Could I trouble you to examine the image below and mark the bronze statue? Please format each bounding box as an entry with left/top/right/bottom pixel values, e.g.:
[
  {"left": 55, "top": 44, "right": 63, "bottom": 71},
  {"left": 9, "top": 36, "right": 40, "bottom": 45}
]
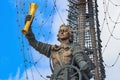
[{"left": 24, "top": 15, "right": 94, "bottom": 80}]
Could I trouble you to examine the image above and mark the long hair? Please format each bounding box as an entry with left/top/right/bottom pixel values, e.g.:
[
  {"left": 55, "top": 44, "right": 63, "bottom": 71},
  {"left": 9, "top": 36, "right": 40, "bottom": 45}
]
[{"left": 57, "top": 24, "right": 73, "bottom": 43}]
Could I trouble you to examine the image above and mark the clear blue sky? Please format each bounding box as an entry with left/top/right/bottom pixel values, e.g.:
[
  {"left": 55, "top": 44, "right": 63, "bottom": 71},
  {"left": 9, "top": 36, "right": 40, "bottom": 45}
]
[{"left": 0, "top": 0, "right": 24, "bottom": 79}]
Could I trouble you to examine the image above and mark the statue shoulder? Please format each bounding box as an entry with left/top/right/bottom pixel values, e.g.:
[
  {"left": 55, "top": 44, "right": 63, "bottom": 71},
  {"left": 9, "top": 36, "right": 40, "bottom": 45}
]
[
  {"left": 51, "top": 44, "right": 60, "bottom": 51},
  {"left": 70, "top": 42, "right": 81, "bottom": 48},
  {"left": 70, "top": 43, "right": 83, "bottom": 55}
]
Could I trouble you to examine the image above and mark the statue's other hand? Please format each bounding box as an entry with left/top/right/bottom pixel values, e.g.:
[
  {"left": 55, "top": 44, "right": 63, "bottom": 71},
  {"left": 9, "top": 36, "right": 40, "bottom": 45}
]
[{"left": 79, "top": 61, "right": 89, "bottom": 71}]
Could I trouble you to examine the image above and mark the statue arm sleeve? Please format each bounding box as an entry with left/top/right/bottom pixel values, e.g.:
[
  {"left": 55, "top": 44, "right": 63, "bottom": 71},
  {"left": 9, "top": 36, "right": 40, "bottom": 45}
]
[
  {"left": 72, "top": 45, "right": 89, "bottom": 70},
  {"left": 25, "top": 27, "right": 52, "bottom": 57},
  {"left": 72, "top": 45, "right": 85, "bottom": 63}
]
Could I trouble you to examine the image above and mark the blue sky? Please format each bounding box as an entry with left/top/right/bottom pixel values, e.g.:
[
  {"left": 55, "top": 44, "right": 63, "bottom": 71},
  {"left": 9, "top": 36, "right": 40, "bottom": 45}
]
[
  {"left": 0, "top": 0, "right": 24, "bottom": 79},
  {"left": 0, "top": 0, "right": 120, "bottom": 80}
]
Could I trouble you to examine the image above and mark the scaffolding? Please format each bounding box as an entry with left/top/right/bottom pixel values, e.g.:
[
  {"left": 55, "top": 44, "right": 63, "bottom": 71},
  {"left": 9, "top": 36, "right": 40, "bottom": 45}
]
[{"left": 67, "top": 0, "right": 105, "bottom": 80}]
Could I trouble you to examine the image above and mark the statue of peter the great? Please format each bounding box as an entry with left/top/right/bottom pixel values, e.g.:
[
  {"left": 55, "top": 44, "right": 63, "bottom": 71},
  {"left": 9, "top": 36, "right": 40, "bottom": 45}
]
[{"left": 25, "top": 15, "right": 94, "bottom": 80}]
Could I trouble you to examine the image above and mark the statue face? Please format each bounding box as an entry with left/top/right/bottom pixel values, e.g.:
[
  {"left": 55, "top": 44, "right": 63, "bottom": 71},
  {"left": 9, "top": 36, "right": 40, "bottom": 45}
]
[{"left": 58, "top": 26, "right": 69, "bottom": 41}]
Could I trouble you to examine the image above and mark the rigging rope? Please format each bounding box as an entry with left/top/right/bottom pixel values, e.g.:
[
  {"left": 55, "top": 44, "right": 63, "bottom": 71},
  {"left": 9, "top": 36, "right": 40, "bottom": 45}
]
[
  {"left": 27, "top": 49, "right": 48, "bottom": 80},
  {"left": 106, "top": 13, "right": 120, "bottom": 40},
  {"left": 52, "top": 0, "right": 65, "bottom": 24},
  {"left": 101, "top": 0, "right": 120, "bottom": 54},
  {"left": 100, "top": 0, "right": 109, "bottom": 32},
  {"left": 102, "top": 10, "right": 120, "bottom": 54},
  {"left": 27, "top": 47, "right": 34, "bottom": 80},
  {"left": 104, "top": 53, "right": 120, "bottom": 68},
  {"left": 109, "top": 0, "right": 120, "bottom": 6}
]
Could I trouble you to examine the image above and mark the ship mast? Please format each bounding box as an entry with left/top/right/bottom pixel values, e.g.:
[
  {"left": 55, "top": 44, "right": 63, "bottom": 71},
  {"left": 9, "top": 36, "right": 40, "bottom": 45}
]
[{"left": 67, "top": 0, "right": 106, "bottom": 80}]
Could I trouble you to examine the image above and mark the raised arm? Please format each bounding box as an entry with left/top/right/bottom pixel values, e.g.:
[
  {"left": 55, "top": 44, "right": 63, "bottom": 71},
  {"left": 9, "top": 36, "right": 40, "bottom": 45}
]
[
  {"left": 23, "top": 14, "right": 52, "bottom": 57},
  {"left": 25, "top": 26, "right": 52, "bottom": 57}
]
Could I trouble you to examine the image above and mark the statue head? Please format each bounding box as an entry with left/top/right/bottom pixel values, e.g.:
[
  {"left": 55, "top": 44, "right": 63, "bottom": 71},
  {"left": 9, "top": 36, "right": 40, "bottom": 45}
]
[{"left": 57, "top": 24, "right": 73, "bottom": 43}]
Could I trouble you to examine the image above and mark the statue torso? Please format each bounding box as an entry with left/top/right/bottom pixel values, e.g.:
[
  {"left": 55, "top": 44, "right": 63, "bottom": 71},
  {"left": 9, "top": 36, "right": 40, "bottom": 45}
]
[{"left": 51, "top": 43, "right": 73, "bottom": 68}]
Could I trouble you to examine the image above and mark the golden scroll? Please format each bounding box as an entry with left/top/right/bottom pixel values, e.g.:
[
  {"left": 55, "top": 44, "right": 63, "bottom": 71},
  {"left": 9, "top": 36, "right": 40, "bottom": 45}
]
[{"left": 22, "top": 3, "right": 38, "bottom": 34}]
